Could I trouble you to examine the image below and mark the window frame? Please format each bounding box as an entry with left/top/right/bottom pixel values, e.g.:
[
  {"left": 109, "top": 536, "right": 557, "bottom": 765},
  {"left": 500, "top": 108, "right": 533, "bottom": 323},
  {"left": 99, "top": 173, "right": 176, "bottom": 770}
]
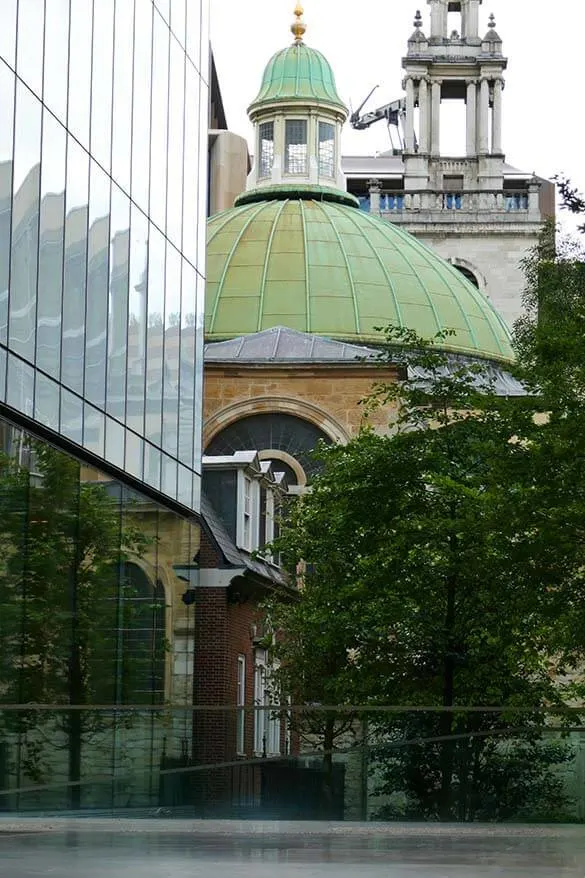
[
  {"left": 318, "top": 120, "right": 336, "bottom": 179},
  {"left": 237, "top": 469, "right": 260, "bottom": 551},
  {"left": 236, "top": 654, "right": 246, "bottom": 755},
  {"left": 284, "top": 118, "right": 308, "bottom": 176},
  {"left": 258, "top": 120, "right": 275, "bottom": 179}
]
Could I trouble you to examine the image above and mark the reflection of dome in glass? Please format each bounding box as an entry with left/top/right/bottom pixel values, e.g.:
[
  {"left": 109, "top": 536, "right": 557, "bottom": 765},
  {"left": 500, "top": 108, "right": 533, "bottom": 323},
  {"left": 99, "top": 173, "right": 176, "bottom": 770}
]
[{"left": 206, "top": 198, "right": 514, "bottom": 363}]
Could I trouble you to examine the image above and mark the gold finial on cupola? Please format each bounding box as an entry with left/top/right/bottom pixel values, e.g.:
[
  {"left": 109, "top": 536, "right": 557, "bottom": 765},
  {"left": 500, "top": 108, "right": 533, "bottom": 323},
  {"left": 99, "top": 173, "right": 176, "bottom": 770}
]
[{"left": 291, "top": 3, "right": 307, "bottom": 43}]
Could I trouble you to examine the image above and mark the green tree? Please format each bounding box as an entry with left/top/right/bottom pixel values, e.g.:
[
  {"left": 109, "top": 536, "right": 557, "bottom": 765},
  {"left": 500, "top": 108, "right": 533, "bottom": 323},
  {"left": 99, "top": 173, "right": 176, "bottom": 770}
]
[
  {"left": 266, "top": 325, "right": 585, "bottom": 821},
  {"left": 0, "top": 436, "right": 159, "bottom": 809}
]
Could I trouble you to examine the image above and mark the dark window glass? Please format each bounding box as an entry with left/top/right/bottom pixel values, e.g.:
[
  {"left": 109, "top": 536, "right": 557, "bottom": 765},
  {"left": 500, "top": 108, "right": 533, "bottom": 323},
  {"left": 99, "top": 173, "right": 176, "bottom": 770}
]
[{"left": 206, "top": 413, "right": 332, "bottom": 481}]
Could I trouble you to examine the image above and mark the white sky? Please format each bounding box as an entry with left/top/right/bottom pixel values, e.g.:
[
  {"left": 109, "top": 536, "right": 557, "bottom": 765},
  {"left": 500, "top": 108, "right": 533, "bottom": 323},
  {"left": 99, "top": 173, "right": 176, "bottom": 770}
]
[{"left": 211, "top": 0, "right": 585, "bottom": 228}]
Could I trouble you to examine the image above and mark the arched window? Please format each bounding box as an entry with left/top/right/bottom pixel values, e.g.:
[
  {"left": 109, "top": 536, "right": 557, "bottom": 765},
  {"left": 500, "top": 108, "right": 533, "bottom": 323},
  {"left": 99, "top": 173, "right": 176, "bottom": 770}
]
[
  {"left": 206, "top": 413, "right": 332, "bottom": 484},
  {"left": 455, "top": 265, "right": 479, "bottom": 288},
  {"left": 118, "top": 563, "right": 166, "bottom": 704}
]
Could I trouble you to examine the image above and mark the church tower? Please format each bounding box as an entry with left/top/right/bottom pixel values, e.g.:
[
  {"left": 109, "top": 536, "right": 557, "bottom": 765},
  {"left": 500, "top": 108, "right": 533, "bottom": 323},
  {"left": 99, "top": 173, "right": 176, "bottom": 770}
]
[{"left": 345, "top": 4, "right": 553, "bottom": 327}]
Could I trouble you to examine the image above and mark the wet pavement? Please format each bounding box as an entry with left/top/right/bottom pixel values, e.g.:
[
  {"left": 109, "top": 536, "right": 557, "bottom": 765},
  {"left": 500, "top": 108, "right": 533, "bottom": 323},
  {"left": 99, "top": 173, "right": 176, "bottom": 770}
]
[{"left": 1, "top": 819, "right": 585, "bottom": 876}]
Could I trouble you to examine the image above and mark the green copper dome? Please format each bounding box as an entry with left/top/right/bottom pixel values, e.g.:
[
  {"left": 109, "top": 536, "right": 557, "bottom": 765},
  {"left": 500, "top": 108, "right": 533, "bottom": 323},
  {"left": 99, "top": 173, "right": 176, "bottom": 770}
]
[
  {"left": 205, "top": 199, "right": 514, "bottom": 363},
  {"left": 248, "top": 42, "right": 347, "bottom": 115}
]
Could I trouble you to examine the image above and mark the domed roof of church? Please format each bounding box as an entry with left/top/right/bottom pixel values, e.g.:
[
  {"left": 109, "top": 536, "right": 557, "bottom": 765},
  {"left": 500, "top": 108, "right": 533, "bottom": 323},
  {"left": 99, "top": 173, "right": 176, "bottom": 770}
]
[
  {"left": 248, "top": 41, "right": 347, "bottom": 115},
  {"left": 205, "top": 197, "right": 514, "bottom": 363}
]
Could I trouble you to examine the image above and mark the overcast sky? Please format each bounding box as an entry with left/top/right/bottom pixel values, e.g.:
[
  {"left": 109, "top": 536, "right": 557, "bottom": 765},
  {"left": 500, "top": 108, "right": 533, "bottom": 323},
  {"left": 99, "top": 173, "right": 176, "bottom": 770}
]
[{"left": 211, "top": 0, "right": 585, "bottom": 229}]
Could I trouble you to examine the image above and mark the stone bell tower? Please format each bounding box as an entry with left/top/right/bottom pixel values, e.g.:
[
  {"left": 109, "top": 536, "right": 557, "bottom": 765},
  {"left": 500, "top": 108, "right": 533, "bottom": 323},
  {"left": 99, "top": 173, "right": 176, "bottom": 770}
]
[
  {"left": 349, "top": 3, "right": 552, "bottom": 327},
  {"left": 402, "top": 1, "right": 507, "bottom": 195}
]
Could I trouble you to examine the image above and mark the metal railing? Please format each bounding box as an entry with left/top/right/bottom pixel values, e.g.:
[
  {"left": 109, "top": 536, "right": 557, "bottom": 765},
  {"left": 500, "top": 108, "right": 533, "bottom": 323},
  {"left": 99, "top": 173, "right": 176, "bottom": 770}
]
[{"left": 358, "top": 190, "right": 532, "bottom": 214}]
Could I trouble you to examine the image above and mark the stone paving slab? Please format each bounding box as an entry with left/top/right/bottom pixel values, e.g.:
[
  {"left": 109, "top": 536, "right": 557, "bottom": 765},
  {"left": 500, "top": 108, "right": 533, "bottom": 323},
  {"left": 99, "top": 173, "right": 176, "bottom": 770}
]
[{"left": 1, "top": 820, "right": 585, "bottom": 877}]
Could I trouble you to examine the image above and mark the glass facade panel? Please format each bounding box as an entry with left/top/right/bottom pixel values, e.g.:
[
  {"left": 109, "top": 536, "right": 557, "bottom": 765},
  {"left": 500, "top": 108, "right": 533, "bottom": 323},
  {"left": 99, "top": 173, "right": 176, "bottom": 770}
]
[
  {"left": 16, "top": 0, "right": 45, "bottom": 100},
  {"left": 0, "top": 62, "right": 15, "bottom": 347},
  {"left": 0, "top": 1, "right": 17, "bottom": 70},
  {"left": 61, "top": 136, "right": 89, "bottom": 395},
  {"left": 9, "top": 82, "right": 42, "bottom": 364},
  {"left": 37, "top": 112, "right": 66, "bottom": 378},
  {"left": 67, "top": 0, "right": 93, "bottom": 149},
  {"left": 150, "top": 12, "right": 170, "bottom": 233},
  {"left": 106, "top": 184, "right": 130, "bottom": 419},
  {"left": 285, "top": 119, "right": 308, "bottom": 175},
  {"left": 0, "top": 412, "right": 200, "bottom": 811},
  {"left": 0, "top": 0, "right": 207, "bottom": 512},
  {"left": 111, "top": 0, "right": 135, "bottom": 196},
  {"left": 131, "top": 0, "right": 153, "bottom": 211},
  {"left": 90, "top": 0, "right": 115, "bottom": 174},
  {"left": 43, "top": 0, "right": 70, "bottom": 122}
]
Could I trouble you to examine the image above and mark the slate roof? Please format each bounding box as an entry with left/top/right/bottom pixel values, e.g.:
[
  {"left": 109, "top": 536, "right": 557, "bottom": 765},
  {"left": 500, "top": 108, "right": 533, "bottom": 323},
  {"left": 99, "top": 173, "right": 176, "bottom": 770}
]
[
  {"left": 200, "top": 493, "right": 287, "bottom": 587},
  {"left": 204, "top": 326, "right": 525, "bottom": 396}
]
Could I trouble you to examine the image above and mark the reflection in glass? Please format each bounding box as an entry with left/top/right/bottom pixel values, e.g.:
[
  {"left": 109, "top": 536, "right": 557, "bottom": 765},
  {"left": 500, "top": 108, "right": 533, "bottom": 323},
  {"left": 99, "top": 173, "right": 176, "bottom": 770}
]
[
  {"left": 186, "top": 0, "right": 201, "bottom": 68},
  {"left": 167, "top": 36, "right": 185, "bottom": 249},
  {"left": 105, "top": 414, "right": 125, "bottom": 470},
  {"left": 145, "top": 226, "right": 165, "bottom": 450},
  {"left": 85, "top": 162, "right": 111, "bottom": 407},
  {"left": 37, "top": 112, "right": 66, "bottom": 378},
  {"left": 145, "top": 442, "right": 161, "bottom": 492},
  {"left": 285, "top": 120, "right": 308, "bottom": 175},
  {"left": 318, "top": 121, "right": 335, "bottom": 178},
  {"left": 162, "top": 243, "right": 181, "bottom": 459},
  {"left": 0, "top": 413, "right": 201, "bottom": 810},
  {"left": 34, "top": 371, "right": 60, "bottom": 431},
  {"left": 258, "top": 122, "right": 274, "bottom": 178},
  {"left": 0, "top": 0, "right": 18, "bottom": 69},
  {"left": 60, "top": 387, "right": 83, "bottom": 445},
  {"left": 125, "top": 430, "right": 144, "bottom": 482},
  {"left": 61, "top": 137, "right": 89, "bottom": 395},
  {"left": 171, "top": 0, "right": 187, "bottom": 47},
  {"left": 131, "top": 0, "right": 153, "bottom": 212},
  {"left": 150, "top": 13, "right": 170, "bottom": 232},
  {"left": 127, "top": 207, "right": 149, "bottom": 440},
  {"left": 16, "top": 0, "right": 45, "bottom": 99},
  {"left": 90, "top": 0, "right": 115, "bottom": 173},
  {"left": 111, "top": 0, "right": 135, "bottom": 195},
  {"left": 178, "top": 262, "right": 196, "bottom": 467},
  {"left": 0, "top": 63, "right": 15, "bottom": 346},
  {"left": 83, "top": 401, "right": 105, "bottom": 458},
  {"left": 6, "top": 353, "right": 33, "bottom": 416},
  {"left": 9, "top": 82, "right": 42, "bottom": 363},
  {"left": 161, "top": 452, "right": 177, "bottom": 498},
  {"left": 67, "top": 0, "right": 93, "bottom": 148},
  {"left": 182, "top": 62, "right": 200, "bottom": 265},
  {"left": 43, "top": 0, "right": 70, "bottom": 123},
  {"left": 106, "top": 185, "right": 130, "bottom": 420}
]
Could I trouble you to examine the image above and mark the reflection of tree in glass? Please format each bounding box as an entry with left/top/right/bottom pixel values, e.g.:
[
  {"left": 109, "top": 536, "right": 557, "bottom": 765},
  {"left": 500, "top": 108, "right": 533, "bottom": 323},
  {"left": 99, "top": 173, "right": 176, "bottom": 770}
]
[{"left": 0, "top": 436, "right": 163, "bottom": 809}]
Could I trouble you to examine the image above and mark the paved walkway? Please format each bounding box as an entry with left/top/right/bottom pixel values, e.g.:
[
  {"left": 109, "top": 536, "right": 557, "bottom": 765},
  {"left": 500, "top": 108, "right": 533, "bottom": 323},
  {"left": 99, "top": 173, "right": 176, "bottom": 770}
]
[{"left": 1, "top": 819, "right": 585, "bottom": 876}]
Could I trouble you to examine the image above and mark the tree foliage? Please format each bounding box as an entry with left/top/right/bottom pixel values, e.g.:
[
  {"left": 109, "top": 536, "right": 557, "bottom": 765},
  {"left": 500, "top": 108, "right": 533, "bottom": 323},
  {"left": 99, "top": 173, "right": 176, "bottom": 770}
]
[{"left": 265, "top": 237, "right": 585, "bottom": 819}]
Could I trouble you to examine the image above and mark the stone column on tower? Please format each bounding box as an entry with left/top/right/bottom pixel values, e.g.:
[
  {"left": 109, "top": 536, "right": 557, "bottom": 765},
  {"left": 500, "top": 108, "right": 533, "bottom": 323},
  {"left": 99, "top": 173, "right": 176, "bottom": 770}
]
[
  {"left": 427, "top": 0, "right": 447, "bottom": 39},
  {"left": 404, "top": 77, "right": 416, "bottom": 151},
  {"left": 466, "top": 78, "right": 477, "bottom": 156},
  {"left": 418, "top": 78, "right": 429, "bottom": 153},
  {"left": 461, "top": 0, "right": 481, "bottom": 39},
  {"left": 431, "top": 79, "right": 442, "bottom": 156},
  {"left": 492, "top": 77, "right": 503, "bottom": 154},
  {"left": 478, "top": 77, "right": 490, "bottom": 155}
]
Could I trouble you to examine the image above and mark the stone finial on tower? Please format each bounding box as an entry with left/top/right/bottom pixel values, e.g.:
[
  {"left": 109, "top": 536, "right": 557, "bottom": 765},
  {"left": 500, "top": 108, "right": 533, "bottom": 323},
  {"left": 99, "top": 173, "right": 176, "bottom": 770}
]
[
  {"left": 482, "top": 10, "right": 502, "bottom": 51},
  {"left": 291, "top": 2, "right": 307, "bottom": 43},
  {"left": 409, "top": 8, "right": 428, "bottom": 51}
]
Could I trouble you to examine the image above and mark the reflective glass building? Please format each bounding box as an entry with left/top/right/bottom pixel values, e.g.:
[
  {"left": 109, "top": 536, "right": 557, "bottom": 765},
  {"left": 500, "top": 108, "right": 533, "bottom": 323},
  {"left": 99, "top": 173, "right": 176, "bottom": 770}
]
[
  {"left": 0, "top": 0, "right": 209, "bottom": 511},
  {"left": 0, "top": 0, "right": 209, "bottom": 812}
]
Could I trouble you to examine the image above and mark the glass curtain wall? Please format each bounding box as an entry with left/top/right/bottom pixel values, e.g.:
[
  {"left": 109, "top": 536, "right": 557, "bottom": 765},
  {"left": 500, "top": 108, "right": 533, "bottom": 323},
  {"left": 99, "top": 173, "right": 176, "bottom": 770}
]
[
  {"left": 0, "top": 0, "right": 209, "bottom": 512},
  {"left": 0, "top": 414, "right": 199, "bottom": 812}
]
